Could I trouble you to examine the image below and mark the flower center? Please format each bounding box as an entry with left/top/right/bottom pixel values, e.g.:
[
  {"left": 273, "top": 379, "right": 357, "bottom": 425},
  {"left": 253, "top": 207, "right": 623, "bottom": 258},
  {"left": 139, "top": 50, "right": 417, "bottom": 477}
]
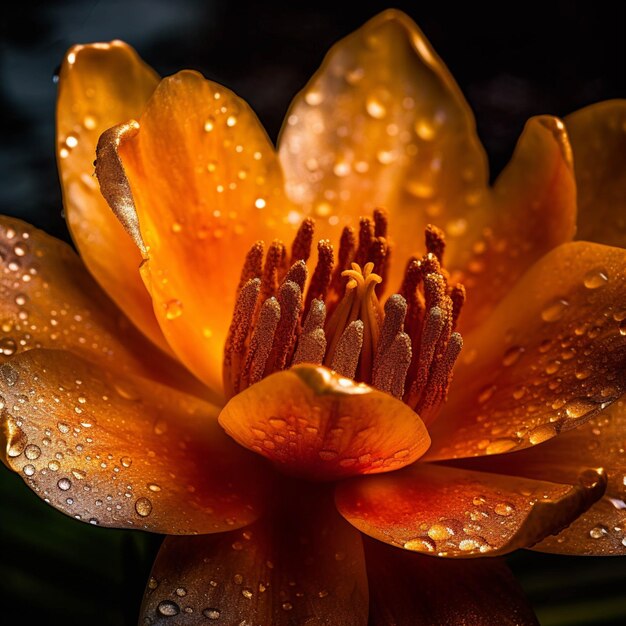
[{"left": 223, "top": 210, "right": 465, "bottom": 423}]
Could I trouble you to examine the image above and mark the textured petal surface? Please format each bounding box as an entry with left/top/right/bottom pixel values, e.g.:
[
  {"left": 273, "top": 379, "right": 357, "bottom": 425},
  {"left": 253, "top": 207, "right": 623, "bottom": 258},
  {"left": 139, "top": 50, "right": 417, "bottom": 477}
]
[
  {"left": 456, "top": 116, "right": 576, "bottom": 331},
  {"left": 109, "top": 70, "right": 294, "bottom": 393},
  {"left": 140, "top": 486, "right": 368, "bottom": 625},
  {"left": 0, "top": 349, "right": 269, "bottom": 533},
  {"left": 365, "top": 538, "right": 539, "bottom": 626},
  {"left": 457, "top": 395, "right": 626, "bottom": 556},
  {"left": 566, "top": 100, "right": 626, "bottom": 248},
  {"left": 279, "top": 10, "right": 575, "bottom": 318},
  {"left": 427, "top": 242, "right": 626, "bottom": 460},
  {"left": 0, "top": 216, "right": 197, "bottom": 389},
  {"left": 218, "top": 365, "right": 430, "bottom": 481},
  {"left": 335, "top": 462, "right": 604, "bottom": 557},
  {"left": 56, "top": 41, "right": 168, "bottom": 351}
]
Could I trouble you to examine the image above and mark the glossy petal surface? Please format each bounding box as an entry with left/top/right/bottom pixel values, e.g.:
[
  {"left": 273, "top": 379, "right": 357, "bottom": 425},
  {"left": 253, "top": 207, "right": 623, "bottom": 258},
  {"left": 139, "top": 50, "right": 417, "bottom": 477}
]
[
  {"left": 456, "top": 116, "right": 576, "bottom": 331},
  {"left": 218, "top": 365, "right": 430, "bottom": 481},
  {"left": 0, "top": 216, "right": 194, "bottom": 387},
  {"left": 366, "top": 538, "right": 539, "bottom": 625},
  {"left": 56, "top": 41, "right": 168, "bottom": 351},
  {"left": 279, "top": 9, "right": 488, "bottom": 286},
  {"left": 0, "top": 349, "right": 269, "bottom": 533},
  {"left": 140, "top": 487, "right": 368, "bottom": 625},
  {"left": 109, "top": 70, "right": 294, "bottom": 393},
  {"left": 427, "top": 242, "right": 626, "bottom": 460},
  {"left": 335, "top": 462, "right": 604, "bottom": 557},
  {"left": 279, "top": 11, "right": 575, "bottom": 316},
  {"left": 458, "top": 395, "right": 626, "bottom": 556},
  {"left": 566, "top": 100, "right": 626, "bottom": 248}
]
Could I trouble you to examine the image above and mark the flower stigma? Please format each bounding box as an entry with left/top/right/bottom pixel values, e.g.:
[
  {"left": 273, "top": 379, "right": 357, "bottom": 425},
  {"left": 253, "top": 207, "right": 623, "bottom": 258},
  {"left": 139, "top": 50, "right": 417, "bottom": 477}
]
[{"left": 223, "top": 210, "right": 465, "bottom": 424}]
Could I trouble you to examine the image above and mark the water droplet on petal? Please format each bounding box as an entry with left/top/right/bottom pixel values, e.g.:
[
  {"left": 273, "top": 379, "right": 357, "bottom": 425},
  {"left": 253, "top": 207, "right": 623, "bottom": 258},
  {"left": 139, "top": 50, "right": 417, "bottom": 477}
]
[
  {"left": 135, "top": 496, "right": 153, "bottom": 517},
  {"left": 202, "top": 608, "right": 221, "bottom": 620},
  {"left": 157, "top": 600, "right": 180, "bottom": 617},
  {"left": 24, "top": 444, "right": 41, "bottom": 460},
  {"left": 57, "top": 477, "right": 71, "bottom": 491},
  {"left": 583, "top": 268, "right": 608, "bottom": 289},
  {"left": 541, "top": 298, "right": 569, "bottom": 322},
  {"left": 164, "top": 299, "right": 183, "bottom": 320}
]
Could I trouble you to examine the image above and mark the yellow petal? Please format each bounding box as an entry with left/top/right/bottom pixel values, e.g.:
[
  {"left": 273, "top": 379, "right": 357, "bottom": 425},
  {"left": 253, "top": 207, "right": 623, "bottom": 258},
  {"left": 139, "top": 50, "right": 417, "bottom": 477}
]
[
  {"left": 566, "top": 100, "right": 626, "bottom": 248},
  {"left": 218, "top": 365, "right": 430, "bottom": 481},
  {"left": 56, "top": 41, "right": 169, "bottom": 352},
  {"left": 335, "top": 462, "right": 604, "bottom": 557},
  {"left": 100, "top": 70, "right": 294, "bottom": 393},
  {"left": 426, "top": 241, "right": 626, "bottom": 460},
  {"left": 366, "top": 539, "right": 539, "bottom": 625},
  {"left": 278, "top": 10, "right": 575, "bottom": 321},
  {"left": 0, "top": 216, "right": 198, "bottom": 390},
  {"left": 0, "top": 349, "right": 270, "bottom": 533},
  {"left": 139, "top": 486, "right": 368, "bottom": 624}
]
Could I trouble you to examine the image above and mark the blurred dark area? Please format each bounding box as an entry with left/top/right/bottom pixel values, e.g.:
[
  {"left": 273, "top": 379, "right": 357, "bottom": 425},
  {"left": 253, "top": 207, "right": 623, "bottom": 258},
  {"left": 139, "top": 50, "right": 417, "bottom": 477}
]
[{"left": 0, "top": 1, "right": 625, "bottom": 624}]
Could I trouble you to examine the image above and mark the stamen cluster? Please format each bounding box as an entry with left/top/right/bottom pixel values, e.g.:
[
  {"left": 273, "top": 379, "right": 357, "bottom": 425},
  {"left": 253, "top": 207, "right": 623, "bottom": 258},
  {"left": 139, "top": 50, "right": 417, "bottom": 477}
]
[{"left": 224, "top": 211, "right": 464, "bottom": 423}]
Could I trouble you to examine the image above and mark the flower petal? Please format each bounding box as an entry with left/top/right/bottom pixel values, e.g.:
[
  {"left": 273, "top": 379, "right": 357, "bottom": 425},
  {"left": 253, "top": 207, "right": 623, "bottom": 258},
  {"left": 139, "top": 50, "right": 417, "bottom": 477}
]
[
  {"left": 139, "top": 486, "right": 368, "bottom": 625},
  {"left": 100, "top": 71, "right": 294, "bottom": 393},
  {"left": 0, "top": 349, "right": 269, "bottom": 533},
  {"left": 365, "top": 538, "right": 539, "bottom": 625},
  {"left": 0, "top": 216, "right": 198, "bottom": 389},
  {"left": 455, "top": 395, "right": 626, "bottom": 556},
  {"left": 278, "top": 10, "right": 575, "bottom": 317},
  {"left": 56, "top": 41, "right": 168, "bottom": 352},
  {"left": 279, "top": 9, "right": 488, "bottom": 284},
  {"left": 335, "top": 462, "right": 604, "bottom": 557},
  {"left": 457, "top": 116, "right": 576, "bottom": 331},
  {"left": 218, "top": 365, "right": 430, "bottom": 481},
  {"left": 426, "top": 241, "right": 626, "bottom": 461},
  {"left": 566, "top": 100, "right": 626, "bottom": 248}
]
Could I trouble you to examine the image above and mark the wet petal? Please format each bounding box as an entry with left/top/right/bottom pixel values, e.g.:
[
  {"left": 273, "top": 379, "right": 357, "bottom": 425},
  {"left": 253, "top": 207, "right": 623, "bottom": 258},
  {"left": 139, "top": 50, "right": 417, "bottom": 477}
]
[
  {"left": 566, "top": 100, "right": 626, "bottom": 248},
  {"left": 0, "top": 349, "right": 269, "bottom": 533},
  {"left": 218, "top": 365, "right": 430, "bottom": 481},
  {"left": 456, "top": 116, "right": 576, "bottom": 331},
  {"left": 140, "top": 486, "right": 368, "bottom": 625},
  {"left": 279, "top": 9, "right": 488, "bottom": 285},
  {"left": 279, "top": 10, "right": 575, "bottom": 310},
  {"left": 99, "top": 71, "right": 294, "bottom": 393},
  {"left": 366, "top": 538, "right": 539, "bottom": 625},
  {"left": 426, "top": 242, "right": 626, "bottom": 460},
  {"left": 56, "top": 41, "right": 168, "bottom": 351},
  {"left": 457, "top": 395, "right": 626, "bottom": 556},
  {"left": 0, "top": 216, "right": 198, "bottom": 389},
  {"left": 335, "top": 462, "right": 604, "bottom": 557}
]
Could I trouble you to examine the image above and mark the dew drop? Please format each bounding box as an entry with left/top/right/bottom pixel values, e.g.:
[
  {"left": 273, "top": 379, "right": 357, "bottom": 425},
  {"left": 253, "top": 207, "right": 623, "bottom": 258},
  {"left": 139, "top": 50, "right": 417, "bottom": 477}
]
[
  {"left": 528, "top": 424, "right": 557, "bottom": 445},
  {"left": 403, "top": 537, "right": 436, "bottom": 552},
  {"left": 427, "top": 524, "right": 451, "bottom": 541},
  {"left": 589, "top": 525, "right": 608, "bottom": 539},
  {"left": 502, "top": 346, "right": 524, "bottom": 367},
  {"left": 203, "top": 608, "right": 221, "bottom": 620},
  {"left": 619, "top": 319, "right": 626, "bottom": 336},
  {"left": 23, "top": 464, "right": 35, "bottom": 476},
  {"left": 564, "top": 398, "right": 597, "bottom": 419},
  {"left": 281, "top": 602, "right": 293, "bottom": 611},
  {"left": 164, "top": 299, "right": 183, "bottom": 320},
  {"left": 120, "top": 456, "right": 132, "bottom": 468},
  {"left": 458, "top": 538, "right": 481, "bottom": 552},
  {"left": 0, "top": 363, "right": 19, "bottom": 386},
  {"left": 541, "top": 298, "right": 569, "bottom": 322},
  {"left": 24, "top": 444, "right": 41, "bottom": 460},
  {"left": 135, "top": 496, "right": 153, "bottom": 517},
  {"left": 583, "top": 268, "right": 608, "bottom": 289},
  {"left": 175, "top": 587, "right": 187, "bottom": 597},
  {"left": 148, "top": 483, "right": 162, "bottom": 492},
  {"left": 157, "top": 600, "right": 180, "bottom": 617},
  {"left": 318, "top": 450, "right": 338, "bottom": 461},
  {"left": 494, "top": 502, "right": 515, "bottom": 517},
  {"left": 485, "top": 438, "right": 519, "bottom": 455},
  {"left": 57, "top": 477, "right": 72, "bottom": 491}
]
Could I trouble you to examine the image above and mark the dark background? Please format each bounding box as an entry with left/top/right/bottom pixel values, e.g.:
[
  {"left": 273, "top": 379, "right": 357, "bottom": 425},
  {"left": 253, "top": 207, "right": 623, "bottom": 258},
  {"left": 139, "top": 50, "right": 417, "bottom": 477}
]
[{"left": 1, "top": 1, "right": 625, "bottom": 624}]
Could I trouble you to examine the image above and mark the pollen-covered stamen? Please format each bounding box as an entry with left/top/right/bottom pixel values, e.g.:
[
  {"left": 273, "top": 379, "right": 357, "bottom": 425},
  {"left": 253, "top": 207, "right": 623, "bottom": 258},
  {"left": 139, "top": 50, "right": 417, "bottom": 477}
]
[
  {"left": 290, "top": 217, "right": 315, "bottom": 264},
  {"left": 292, "top": 299, "right": 327, "bottom": 366},
  {"left": 224, "top": 217, "right": 465, "bottom": 423}
]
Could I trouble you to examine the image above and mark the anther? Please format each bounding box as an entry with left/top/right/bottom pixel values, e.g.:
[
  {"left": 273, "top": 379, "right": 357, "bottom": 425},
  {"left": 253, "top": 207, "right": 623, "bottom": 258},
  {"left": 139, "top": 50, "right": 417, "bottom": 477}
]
[
  {"left": 373, "top": 332, "right": 412, "bottom": 399},
  {"left": 355, "top": 217, "right": 374, "bottom": 267},
  {"left": 304, "top": 240, "right": 334, "bottom": 313},
  {"left": 237, "top": 241, "right": 264, "bottom": 293},
  {"left": 373, "top": 208, "right": 388, "bottom": 238},
  {"left": 330, "top": 320, "right": 364, "bottom": 380},
  {"left": 264, "top": 281, "right": 302, "bottom": 375},
  {"left": 290, "top": 217, "right": 315, "bottom": 264},
  {"left": 374, "top": 294, "right": 407, "bottom": 373},
  {"left": 261, "top": 240, "right": 286, "bottom": 301},
  {"left": 284, "top": 260, "right": 308, "bottom": 294},
  {"left": 293, "top": 299, "right": 327, "bottom": 366},
  {"left": 243, "top": 297, "right": 281, "bottom": 387},
  {"left": 425, "top": 224, "right": 446, "bottom": 264},
  {"left": 450, "top": 283, "right": 466, "bottom": 331},
  {"left": 329, "top": 226, "right": 356, "bottom": 302}
]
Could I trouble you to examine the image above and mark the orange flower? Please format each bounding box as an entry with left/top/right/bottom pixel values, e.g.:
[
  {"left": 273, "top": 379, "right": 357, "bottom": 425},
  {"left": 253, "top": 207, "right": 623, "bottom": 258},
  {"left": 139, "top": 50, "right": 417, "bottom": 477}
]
[{"left": 2, "top": 9, "right": 626, "bottom": 624}]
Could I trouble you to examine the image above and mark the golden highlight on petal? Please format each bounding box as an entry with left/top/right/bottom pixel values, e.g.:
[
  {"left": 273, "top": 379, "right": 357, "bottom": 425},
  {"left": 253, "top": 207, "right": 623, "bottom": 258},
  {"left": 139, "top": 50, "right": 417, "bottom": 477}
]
[
  {"left": 140, "top": 486, "right": 368, "bottom": 625},
  {"left": 335, "top": 463, "right": 605, "bottom": 558},
  {"left": 0, "top": 349, "right": 270, "bottom": 534},
  {"left": 56, "top": 41, "right": 168, "bottom": 352},
  {"left": 427, "top": 241, "right": 626, "bottom": 460},
  {"left": 101, "top": 70, "right": 295, "bottom": 394},
  {"left": 566, "top": 100, "right": 626, "bottom": 249},
  {"left": 0, "top": 216, "right": 197, "bottom": 389},
  {"left": 218, "top": 364, "right": 430, "bottom": 481},
  {"left": 366, "top": 539, "right": 539, "bottom": 625}
]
